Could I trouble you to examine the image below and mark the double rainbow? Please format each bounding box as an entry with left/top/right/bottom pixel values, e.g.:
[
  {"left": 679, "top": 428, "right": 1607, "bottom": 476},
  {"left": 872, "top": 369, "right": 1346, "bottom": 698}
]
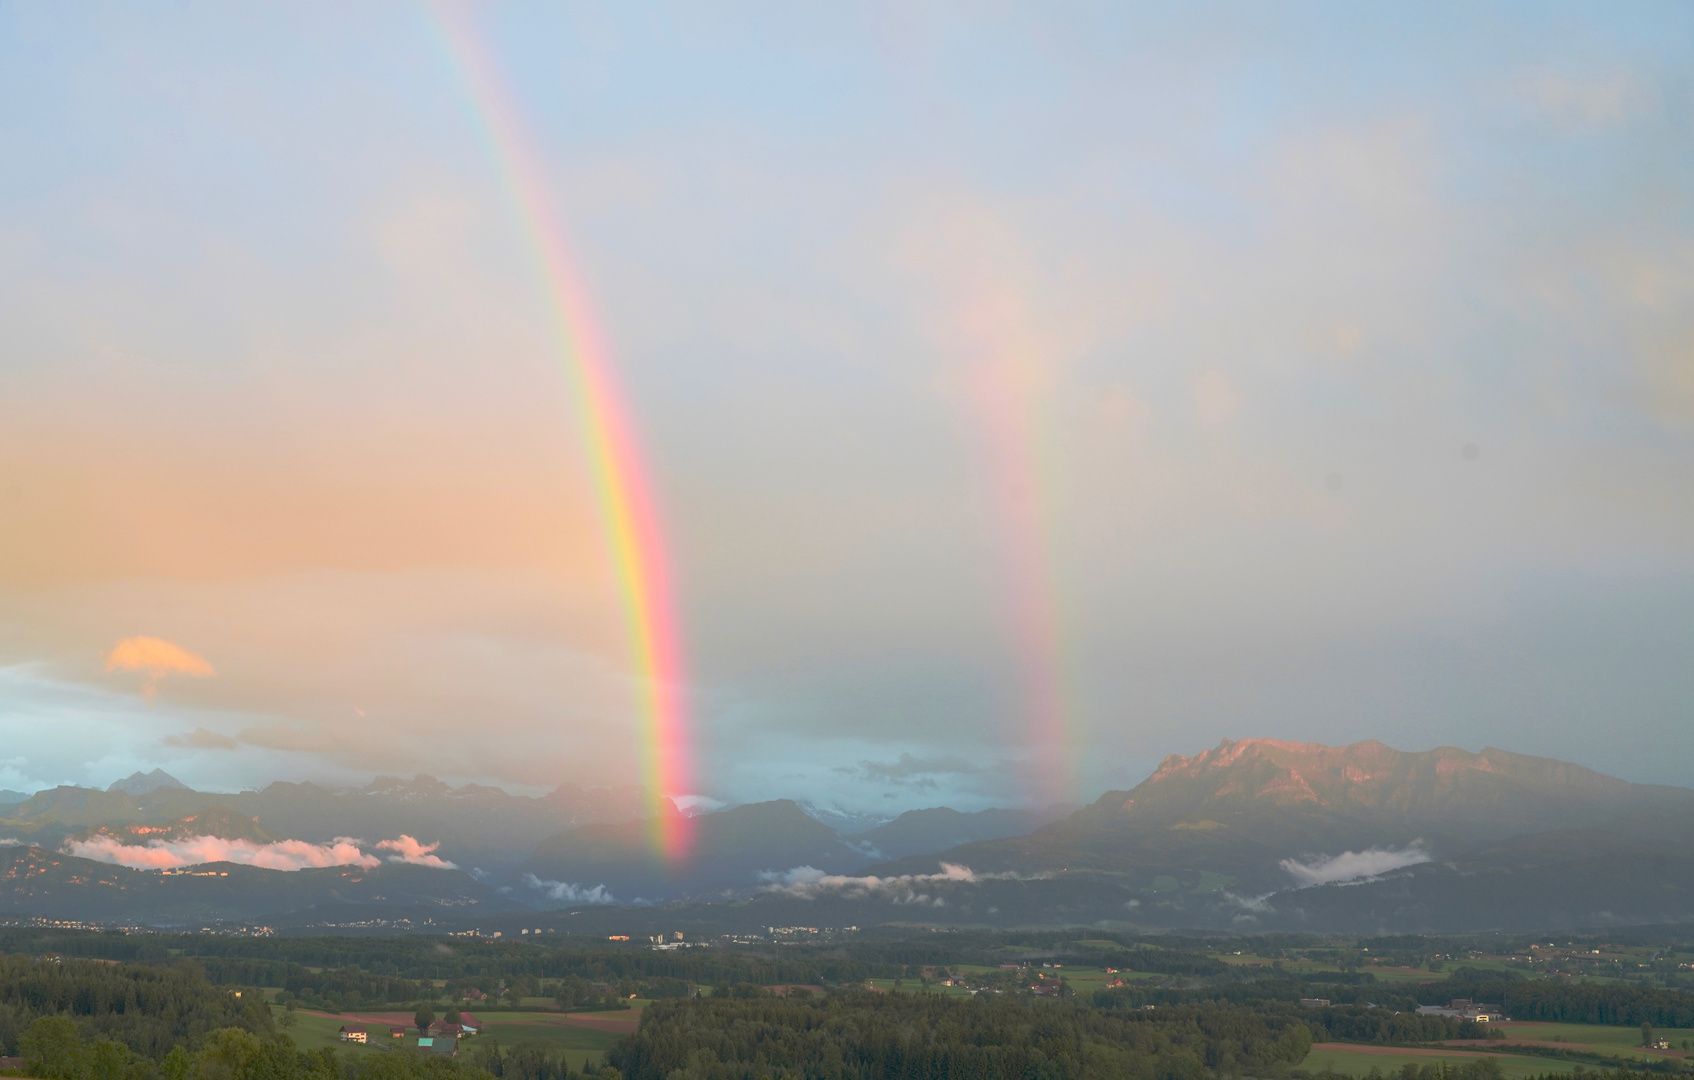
[{"left": 432, "top": 8, "right": 693, "bottom": 859}]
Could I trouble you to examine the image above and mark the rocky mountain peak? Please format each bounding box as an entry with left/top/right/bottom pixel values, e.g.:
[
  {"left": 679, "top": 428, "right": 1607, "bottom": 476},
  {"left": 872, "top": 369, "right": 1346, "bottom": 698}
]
[
  {"left": 1108, "top": 737, "right": 1674, "bottom": 830},
  {"left": 107, "top": 769, "right": 189, "bottom": 797}
]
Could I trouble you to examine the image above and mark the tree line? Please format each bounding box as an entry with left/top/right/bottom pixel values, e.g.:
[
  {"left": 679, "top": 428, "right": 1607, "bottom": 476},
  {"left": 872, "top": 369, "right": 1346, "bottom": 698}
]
[
  {"left": 606, "top": 989, "right": 1316, "bottom": 1080},
  {"left": 1440, "top": 980, "right": 1694, "bottom": 1028},
  {"left": 0, "top": 954, "right": 271, "bottom": 1060}
]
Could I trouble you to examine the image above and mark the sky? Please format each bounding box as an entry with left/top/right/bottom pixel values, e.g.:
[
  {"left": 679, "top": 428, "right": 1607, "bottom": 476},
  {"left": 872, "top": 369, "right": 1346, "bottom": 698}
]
[{"left": 1, "top": 1, "right": 1691, "bottom": 816}]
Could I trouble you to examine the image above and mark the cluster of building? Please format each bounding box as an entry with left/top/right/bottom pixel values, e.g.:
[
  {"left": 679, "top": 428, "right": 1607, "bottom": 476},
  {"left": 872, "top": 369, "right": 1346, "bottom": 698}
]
[
  {"left": 1415, "top": 998, "right": 1506, "bottom": 1022},
  {"left": 339, "top": 1014, "right": 481, "bottom": 1057}
]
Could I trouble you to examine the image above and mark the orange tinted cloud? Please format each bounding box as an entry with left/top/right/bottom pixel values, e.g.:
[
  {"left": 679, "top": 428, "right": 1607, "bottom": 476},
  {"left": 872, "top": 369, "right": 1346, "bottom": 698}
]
[
  {"left": 105, "top": 636, "right": 215, "bottom": 677},
  {"left": 67, "top": 834, "right": 379, "bottom": 871},
  {"left": 104, "top": 636, "right": 215, "bottom": 702},
  {"left": 375, "top": 834, "right": 457, "bottom": 869}
]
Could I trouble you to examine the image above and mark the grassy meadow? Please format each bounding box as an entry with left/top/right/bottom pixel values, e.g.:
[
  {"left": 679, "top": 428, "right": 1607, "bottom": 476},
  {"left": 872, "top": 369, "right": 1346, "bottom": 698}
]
[
  {"left": 273, "top": 1006, "right": 629, "bottom": 1070},
  {"left": 1495, "top": 1022, "right": 1694, "bottom": 1060}
]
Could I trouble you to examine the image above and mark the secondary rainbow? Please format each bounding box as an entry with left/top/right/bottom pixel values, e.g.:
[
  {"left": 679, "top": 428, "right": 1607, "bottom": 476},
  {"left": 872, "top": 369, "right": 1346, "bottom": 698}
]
[
  {"left": 971, "top": 346, "right": 1079, "bottom": 809},
  {"left": 431, "top": 6, "right": 694, "bottom": 859}
]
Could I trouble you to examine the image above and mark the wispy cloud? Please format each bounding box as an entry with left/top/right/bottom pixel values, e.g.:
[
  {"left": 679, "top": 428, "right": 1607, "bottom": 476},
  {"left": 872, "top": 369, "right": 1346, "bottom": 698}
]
[
  {"left": 376, "top": 834, "right": 456, "bottom": 869},
  {"left": 843, "top": 754, "right": 985, "bottom": 788},
  {"left": 1281, "top": 843, "right": 1431, "bottom": 887},
  {"left": 520, "top": 873, "right": 616, "bottom": 904},
  {"left": 162, "top": 727, "right": 238, "bottom": 750},
  {"left": 68, "top": 834, "right": 378, "bottom": 872}
]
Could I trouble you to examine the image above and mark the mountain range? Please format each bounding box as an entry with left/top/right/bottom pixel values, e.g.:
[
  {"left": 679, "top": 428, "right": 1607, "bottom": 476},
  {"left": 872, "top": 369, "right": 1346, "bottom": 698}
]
[
  {"left": 0, "top": 773, "right": 650, "bottom": 875},
  {"left": 2, "top": 738, "right": 1690, "bottom": 932}
]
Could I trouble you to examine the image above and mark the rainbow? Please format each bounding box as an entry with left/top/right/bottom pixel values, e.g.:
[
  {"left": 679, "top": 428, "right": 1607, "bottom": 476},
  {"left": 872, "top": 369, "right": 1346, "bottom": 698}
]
[
  {"left": 970, "top": 352, "right": 1078, "bottom": 810},
  {"left": 430, "top": 7, "right": 693, "bottom": 859}
]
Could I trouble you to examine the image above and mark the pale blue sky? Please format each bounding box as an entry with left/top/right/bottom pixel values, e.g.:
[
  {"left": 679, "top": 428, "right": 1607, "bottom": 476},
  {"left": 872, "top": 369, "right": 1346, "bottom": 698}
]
[{"left": 1, "top": 1, "right": 1690, "bottom": 812}]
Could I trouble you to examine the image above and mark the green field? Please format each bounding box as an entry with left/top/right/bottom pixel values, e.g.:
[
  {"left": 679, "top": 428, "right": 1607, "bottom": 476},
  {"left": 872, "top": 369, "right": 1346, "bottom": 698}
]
[
  {"left": 276, "top": 1008, "right": 627, "bottom": 1070},
  {"left": 1299, "top": 1021, "right": 1694, "bottom": 1078},
  {"left": 276, "top": 1009, "right": 380, "bottom": 1054},
  {"left": 1498, "top": 1022, "right": 1694, "bottom": 1060},
  {"left": 475, "top": 1021, "right": 626, "bottom": 1070},
  {"left": 1363, "top": 967, "right": 1450, "bottom": 984},
  {"left": 863, "top": 977, "right": 974, "bottom": 995},
  {"left": 1300, "top": 1047, "right": 1556, "bottom": 1078}
]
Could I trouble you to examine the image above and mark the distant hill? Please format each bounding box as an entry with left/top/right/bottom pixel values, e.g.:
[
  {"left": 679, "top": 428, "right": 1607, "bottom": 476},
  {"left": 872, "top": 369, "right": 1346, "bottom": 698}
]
[
  {"left": 1260, "top": 822, "right": 1694, "bottom": 932},
  {"left": 73, "top": 805, "right": 281, "bottom": 846},
  {"left": 512, "top": 800, "right": 869, "bottom": 901},
  {"left": 1, "top": 774, "right": 650, "bottom": 876},
  {"left": 108, "top": 769, "right": 190, "bottom": 797},
  {"left": 0, "top": 843, "right": 519, "bottom": 925}
]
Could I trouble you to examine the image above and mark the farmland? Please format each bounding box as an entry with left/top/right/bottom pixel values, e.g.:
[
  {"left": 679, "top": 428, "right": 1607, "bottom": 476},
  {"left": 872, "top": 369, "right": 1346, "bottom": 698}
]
[
  {"left": 279, "top": 1006, "right": 632, "bottom": 1069},
  {"left": 1300, "top": 1045, "right": 1560, "bottom": 1078}
]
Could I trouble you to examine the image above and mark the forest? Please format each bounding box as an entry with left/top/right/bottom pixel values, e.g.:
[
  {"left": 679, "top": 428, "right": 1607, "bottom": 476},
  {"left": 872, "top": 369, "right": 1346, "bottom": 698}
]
[{"left": 608, "top": 991, "right": 1315, "bottom": 1080}]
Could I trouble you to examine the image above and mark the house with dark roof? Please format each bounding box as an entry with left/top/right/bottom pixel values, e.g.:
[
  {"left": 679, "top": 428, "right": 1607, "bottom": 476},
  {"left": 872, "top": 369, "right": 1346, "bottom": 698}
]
[
  {"left": 416, "top": 1037, "right": 456, "bottom": 1057},
  {"left": 338, "top": 1024, "right": 368, "bottom": 1044}
]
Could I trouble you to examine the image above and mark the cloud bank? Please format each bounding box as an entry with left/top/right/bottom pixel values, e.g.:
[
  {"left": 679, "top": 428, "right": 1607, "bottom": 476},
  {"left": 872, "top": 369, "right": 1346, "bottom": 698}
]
[
  {"left": 758, "top": 862, "right": 1025, "bottom": 906},
  {"left": 68, "top": 834, "right": 378, "bottom": 871},
  {"left": 377, "top": 834, "right": 457, "bottom": 869},
  {"left": 521, "top": 873, "right": 617, "bottom": 904},
  {"left": 1280, "top": 844, "right": 1431, "bottom": 887},
  {"left": 64, "top": 833, "right": 464, "bottom": 873}
]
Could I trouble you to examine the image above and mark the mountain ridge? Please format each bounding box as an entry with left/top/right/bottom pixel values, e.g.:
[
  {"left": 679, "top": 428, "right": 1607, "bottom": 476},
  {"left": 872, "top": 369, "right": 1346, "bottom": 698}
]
[
  {"left": 0, "top": 739, "right": 1687, "bottom": 931},
  {"left": 868, "top": 737, "right": 1694, "bottom": 893}
]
